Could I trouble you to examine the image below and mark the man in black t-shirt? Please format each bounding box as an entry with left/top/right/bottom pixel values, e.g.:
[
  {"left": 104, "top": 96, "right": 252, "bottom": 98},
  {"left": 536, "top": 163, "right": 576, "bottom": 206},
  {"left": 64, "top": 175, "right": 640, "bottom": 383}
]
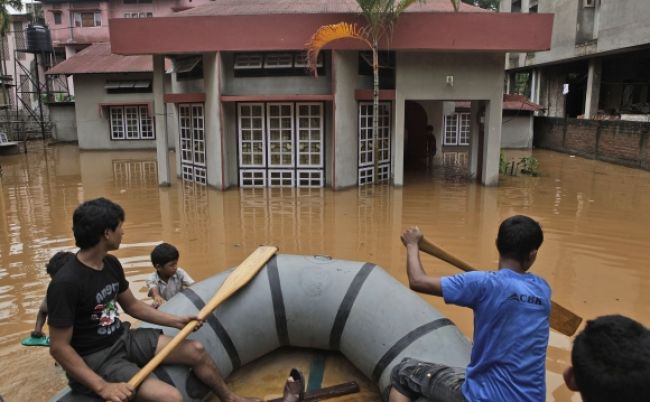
[{"left": 47, "top": 198, "right": 261, "bottom": 402}]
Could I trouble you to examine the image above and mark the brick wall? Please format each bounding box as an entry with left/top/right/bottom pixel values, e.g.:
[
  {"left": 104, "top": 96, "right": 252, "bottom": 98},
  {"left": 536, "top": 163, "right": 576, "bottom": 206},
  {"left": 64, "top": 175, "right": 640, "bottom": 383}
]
[{"left": 534, "top": 117, "right": 650, "bottom": 170}]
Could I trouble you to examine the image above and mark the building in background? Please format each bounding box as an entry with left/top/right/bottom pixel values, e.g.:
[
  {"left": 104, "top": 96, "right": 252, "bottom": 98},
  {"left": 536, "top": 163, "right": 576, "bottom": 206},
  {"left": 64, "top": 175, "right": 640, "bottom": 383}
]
[{"left": 502, "top": 0, "right": 650, "bottom": 121}]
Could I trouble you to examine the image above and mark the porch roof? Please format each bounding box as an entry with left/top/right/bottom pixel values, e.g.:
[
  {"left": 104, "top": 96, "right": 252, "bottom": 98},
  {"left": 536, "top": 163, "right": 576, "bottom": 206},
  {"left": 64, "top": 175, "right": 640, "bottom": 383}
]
[
  {"left": 45, "top": 43, "right": 154, "bottom": 75},
  {"left": 109, "top": 7, "right": 553, "bottom": 56}
]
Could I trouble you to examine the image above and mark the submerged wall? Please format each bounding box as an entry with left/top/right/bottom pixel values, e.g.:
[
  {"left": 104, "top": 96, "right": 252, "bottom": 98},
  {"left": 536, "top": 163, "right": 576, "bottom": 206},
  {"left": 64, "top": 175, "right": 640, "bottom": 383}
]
[{"left": 534, "top": 117, "right": 650, "bottom": 170}]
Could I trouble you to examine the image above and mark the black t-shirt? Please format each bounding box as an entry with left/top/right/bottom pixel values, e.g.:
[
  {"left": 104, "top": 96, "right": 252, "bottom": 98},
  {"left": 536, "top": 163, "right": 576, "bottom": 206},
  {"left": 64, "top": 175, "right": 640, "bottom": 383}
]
[{"left": 47, "top": 254, "right": 129, "bottom": 356}]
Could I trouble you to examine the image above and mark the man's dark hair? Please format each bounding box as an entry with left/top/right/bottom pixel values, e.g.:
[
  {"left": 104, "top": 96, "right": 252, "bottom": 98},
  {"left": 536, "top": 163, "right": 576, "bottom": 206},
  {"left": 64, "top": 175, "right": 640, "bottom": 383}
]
[
  {"left": 496, "top": 215, "right": 543, "bottom": 267},
  {"left": 72, "top": 198, "right": 125, "bottom": 249},
  {"left": 572, "top": 315, "right": 650, "bottom": 402},
  {"left": 151, "top": 242, "right": 180, "bottom": 268},
  {"left": 46, "top": 251, "right": 75, "bottom": 277}
]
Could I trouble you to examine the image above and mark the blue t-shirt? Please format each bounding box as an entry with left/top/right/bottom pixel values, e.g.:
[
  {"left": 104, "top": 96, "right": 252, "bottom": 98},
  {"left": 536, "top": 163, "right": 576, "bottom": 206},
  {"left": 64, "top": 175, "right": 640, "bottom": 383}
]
[{"left": 441, "top": 269, "right": 551, "bottom": 402}]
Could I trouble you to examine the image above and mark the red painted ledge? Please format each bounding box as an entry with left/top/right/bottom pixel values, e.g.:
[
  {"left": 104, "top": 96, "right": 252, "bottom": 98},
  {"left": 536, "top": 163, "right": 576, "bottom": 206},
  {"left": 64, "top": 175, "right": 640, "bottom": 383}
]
[
  {"left": 110, "top": 12, "right": 553, "bottom": 55},
  {"left": 220, "top": 94, "right": 334, "bottom": 102},
  {"left": 164, "top": 93, "right": 206, "bottom": 104},
  {"left": 355, "top": 89, "right": 396, "bottom": 101},
  {"left": 98, "top": 102, "right": 152, "bottom": 117}
]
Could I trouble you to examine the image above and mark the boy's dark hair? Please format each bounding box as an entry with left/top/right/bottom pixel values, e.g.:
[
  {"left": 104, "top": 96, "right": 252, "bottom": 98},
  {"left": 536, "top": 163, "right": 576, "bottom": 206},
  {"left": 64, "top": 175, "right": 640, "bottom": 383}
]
[
  {"left": 46, "top": 251, "right": 75, "bottom": 277},
  {"left": 72, "top": 198, "right": 125, "bottom": 249},
  {"left": 426, "top": 124, "right": 434, "bottom": 131},
  {"left": 571, "top": 315, "right": 650, "bottom": 402},
  {"left": 151, "top": 242, "right": 179, "bottom": 268},
  {"left": 496, "top": 215, "right": 543, "bottom": 267}
]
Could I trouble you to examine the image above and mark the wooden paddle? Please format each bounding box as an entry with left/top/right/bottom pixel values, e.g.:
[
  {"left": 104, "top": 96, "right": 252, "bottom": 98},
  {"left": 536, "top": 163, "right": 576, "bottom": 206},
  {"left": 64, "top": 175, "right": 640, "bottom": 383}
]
[
  {"left": 418, "top": 237, "right": 582, "bottom": 337},
  {"left": 127, "top": 245, "right": 278, "bottom": 389}
]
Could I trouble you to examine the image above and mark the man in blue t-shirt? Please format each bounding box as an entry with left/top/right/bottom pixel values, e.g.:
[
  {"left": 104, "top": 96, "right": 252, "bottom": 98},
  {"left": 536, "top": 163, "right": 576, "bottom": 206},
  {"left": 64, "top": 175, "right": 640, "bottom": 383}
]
[{"left": 389, "top": 215, "right": 551, "bottom": 402}]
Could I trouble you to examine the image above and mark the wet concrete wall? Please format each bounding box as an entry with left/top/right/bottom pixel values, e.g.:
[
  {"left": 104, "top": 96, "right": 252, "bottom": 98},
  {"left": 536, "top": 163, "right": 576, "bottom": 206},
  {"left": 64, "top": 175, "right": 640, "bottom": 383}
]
[
  {"left": 48, "top": 103, "right": 77, "bottom": 142},
  {"left": 534, "top": 117, "right": 650, "bottom": 169},
  {"left": 74, "top": 73, "right": 176, "bottom": 150},
  {"left": 502, "top": 114, "right": 533, "bottom": 149}
]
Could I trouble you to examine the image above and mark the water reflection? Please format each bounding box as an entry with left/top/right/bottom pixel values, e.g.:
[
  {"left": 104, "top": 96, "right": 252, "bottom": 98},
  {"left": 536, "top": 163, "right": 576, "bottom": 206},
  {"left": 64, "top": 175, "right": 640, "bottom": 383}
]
[{"left": 0, "top": 142, "right": 648, "bottom": 402}]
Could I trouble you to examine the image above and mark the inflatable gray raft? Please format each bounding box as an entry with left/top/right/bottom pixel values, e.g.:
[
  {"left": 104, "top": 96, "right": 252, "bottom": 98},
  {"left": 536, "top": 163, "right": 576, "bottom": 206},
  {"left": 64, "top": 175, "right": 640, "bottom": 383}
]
[{"left": 50, "top": 254, "right": 471, "bottom": 401}]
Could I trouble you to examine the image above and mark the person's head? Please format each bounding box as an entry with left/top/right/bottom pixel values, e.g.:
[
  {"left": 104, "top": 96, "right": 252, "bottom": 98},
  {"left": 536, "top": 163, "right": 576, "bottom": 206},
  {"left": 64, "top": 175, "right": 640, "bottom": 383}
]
[
  {"left": 151, "top": 242, "right": 179, "bottom": 280},
  {"left": 564, "top": 315, "right": 650, "bottom": 402},
  {"left": 46, "top": 251, "right": 75, "bottom": 278},
  {"left": 495, "top": 215, "right": 543, "bottom": 270},
  {"left": 426, "top": 124, "right": 434, "bottom": 133},
  {"left": 72, "top": 198, "right": 125, "bottom": 251}
]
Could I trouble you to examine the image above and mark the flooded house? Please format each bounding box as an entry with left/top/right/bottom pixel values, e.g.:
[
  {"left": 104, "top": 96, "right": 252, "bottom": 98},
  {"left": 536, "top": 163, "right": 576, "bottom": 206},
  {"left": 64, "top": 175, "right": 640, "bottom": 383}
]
[{"left": 48, "top": 0, "right": 553, "bottom": 189}]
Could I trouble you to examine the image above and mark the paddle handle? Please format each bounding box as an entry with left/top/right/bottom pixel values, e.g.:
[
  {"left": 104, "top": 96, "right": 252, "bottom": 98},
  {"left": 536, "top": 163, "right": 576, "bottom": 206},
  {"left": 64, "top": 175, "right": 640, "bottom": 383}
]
[
  {"left": 418, "top": 238, "right": 476, "bottom": 272},
  {"left": 418, "top": 236, "right": 582, "bottom": 336},
  {"left": 127, "top": 246, "right": 278, "bottom": 389}
]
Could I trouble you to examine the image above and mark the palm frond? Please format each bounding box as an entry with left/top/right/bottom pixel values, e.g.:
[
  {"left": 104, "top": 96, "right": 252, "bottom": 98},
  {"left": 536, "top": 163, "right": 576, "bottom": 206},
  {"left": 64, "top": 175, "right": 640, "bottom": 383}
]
[{"left": 305, "top": 22, "right": 371, "bottom": 77}]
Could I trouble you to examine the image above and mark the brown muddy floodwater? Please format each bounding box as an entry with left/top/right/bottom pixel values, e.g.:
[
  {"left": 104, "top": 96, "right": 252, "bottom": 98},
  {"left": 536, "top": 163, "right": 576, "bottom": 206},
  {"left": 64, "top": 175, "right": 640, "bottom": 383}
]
[{"left": 0, "top": 142, "right": 649, "bottom": 402}]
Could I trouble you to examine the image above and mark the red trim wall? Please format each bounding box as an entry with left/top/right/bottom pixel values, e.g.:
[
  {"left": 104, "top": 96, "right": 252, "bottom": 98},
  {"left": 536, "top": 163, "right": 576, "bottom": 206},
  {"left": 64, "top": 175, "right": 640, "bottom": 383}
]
[
  {"left": 354, "top": 89, "right": 396, "bottom": 101},
  {"left": 220, "top": 94, "right": 334, "bottom": 102},
  {"left": 110, "top": 12, "right": 553, "bottom": 55},
  {"left": 163, "top": 93, "right": 206, "bottom": 103}
]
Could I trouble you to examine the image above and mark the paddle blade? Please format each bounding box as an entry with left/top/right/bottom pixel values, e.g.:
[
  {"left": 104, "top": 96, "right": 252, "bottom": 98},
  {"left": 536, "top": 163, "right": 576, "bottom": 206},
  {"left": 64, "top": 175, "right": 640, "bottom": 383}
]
[
  {"left": 198, "top": 245, "right": 278, "bottom": 319},
  {"left": 550, "top": 300, "right": 582, "bottom": 336},
  {"left": 21, "top": 336, "right": 50, "bottom": 347}
]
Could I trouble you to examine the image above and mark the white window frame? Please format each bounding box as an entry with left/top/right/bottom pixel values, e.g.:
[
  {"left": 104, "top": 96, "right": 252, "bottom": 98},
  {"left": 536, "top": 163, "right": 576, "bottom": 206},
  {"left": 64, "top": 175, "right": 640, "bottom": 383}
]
[
  {"left": 110, "top": 107, "right": 125, "bottom": 140},
  {"left": 268, "top": 170, "right": 295, "bottom": 188},
  {"left": 443, "top": 112, "right": 471, "bottom": 146},
  {"left": 296, "top": 170, "right": 324, "bottom": 188},
  {"left": 266, "top": 103, "right": 294, "bottom": 168},
  {"left": 294, "top": 52, "right": 322, "bottom": 68},
  {"left": 238, "top": 103, "right": 266, "bottom": 168},
  {"left": 73, "top": 11, "right": 102, "bottom": 27},
  {"left": 296, "top": 102, "right": 323, "bottom": 168},
  {"left": 178, "top": 103, "right": 206, "bottom": 185},
  {"left": 234, "top": 54, "right": 264, "bottom": 70},
  {"left": 109, "top": 105, "right": 154, "bottom": 140},
  {"left": 240, "top": 170, "right": 266, "bottom": 188},
  {"left": 358, "top": 102, "right": 391, "bottom": 184},
  {"left": 264, "top": 53, "right": 293, "bottom": 69}
]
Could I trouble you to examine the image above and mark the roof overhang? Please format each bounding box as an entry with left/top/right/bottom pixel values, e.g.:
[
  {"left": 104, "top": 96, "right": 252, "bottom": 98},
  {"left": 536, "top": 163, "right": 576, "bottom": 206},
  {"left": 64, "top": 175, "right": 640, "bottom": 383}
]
[{"left": 110, "top": 12, "right": 553, "bottom": 56}]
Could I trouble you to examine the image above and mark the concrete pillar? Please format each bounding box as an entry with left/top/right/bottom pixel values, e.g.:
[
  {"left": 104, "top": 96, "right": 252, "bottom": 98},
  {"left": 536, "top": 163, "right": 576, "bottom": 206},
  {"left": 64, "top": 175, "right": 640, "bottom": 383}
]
[
  {"left": 483, "top": 96, "right": 503, "bottom": 186},
  {"left": 393, "top": 95, "right": 405, "bottom": 186},
  {"left": 64, "top": 46, "right": 76, "bottom": 95},
  {"left": 517, "top": 0, "right": 530, "bottom": 68},
  {"left": 469, "top": 101, "right": 481, "bottom": 178},
  {"left": 203, "top": 52, "right": 225, "bottom": 189},
  {"left": 499, "top": 0, "right": 512, "bottom": 12},
  {"left": 332, "top": 50, "right": 358, "bottom": 189},
  {"left": 584, "top": 58, "right": 602, "bottom": 119},
  {"left": 153, "top": 54, "right": 170, "bottom": 186}
]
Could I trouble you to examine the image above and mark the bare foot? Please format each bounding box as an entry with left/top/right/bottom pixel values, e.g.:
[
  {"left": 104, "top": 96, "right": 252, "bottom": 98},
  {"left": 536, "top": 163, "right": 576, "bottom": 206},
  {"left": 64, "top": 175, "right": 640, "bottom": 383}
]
[{"left": 283, "top": 377, "right": 303, "bottom": 402}]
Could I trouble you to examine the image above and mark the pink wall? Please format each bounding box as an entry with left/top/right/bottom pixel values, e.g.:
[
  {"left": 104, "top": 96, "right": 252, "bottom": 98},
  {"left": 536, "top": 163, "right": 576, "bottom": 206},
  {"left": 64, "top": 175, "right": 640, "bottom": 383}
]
[{"left": 43, "top": 0, "right": 213, "bottom": 47}]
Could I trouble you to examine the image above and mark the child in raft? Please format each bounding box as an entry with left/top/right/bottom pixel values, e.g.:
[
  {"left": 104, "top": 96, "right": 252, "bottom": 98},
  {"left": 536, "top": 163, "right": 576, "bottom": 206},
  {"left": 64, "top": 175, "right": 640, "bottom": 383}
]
[
  {"left": 146, "top": 242, "right": 194, "bottom": 308},
  {"left": 31, "top": 251, "right": 76, "bottom": 338}
]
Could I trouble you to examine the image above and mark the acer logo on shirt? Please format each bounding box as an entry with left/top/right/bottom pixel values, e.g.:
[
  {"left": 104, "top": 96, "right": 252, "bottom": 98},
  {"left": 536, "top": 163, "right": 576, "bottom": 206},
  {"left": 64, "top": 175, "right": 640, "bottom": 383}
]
[{"left": 507, "top": 293, "right": 543, "bottom": 305}]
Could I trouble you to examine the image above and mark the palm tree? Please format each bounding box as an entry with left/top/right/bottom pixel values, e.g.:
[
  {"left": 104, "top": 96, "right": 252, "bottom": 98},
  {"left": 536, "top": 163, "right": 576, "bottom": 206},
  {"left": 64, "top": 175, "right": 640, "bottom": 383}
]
[
  {"left": 306, "top": 0, "right": 460, "bottom": 184},
  {"left": 0, "top": 0, "right": 22, "bottom": 139}
]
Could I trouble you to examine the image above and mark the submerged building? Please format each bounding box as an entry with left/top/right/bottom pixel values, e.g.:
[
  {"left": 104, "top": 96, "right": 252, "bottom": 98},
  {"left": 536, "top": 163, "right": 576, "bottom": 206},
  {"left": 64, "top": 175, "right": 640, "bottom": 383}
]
[{"left": 54, "top": 0, "right": 553, "bottom": 189}]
